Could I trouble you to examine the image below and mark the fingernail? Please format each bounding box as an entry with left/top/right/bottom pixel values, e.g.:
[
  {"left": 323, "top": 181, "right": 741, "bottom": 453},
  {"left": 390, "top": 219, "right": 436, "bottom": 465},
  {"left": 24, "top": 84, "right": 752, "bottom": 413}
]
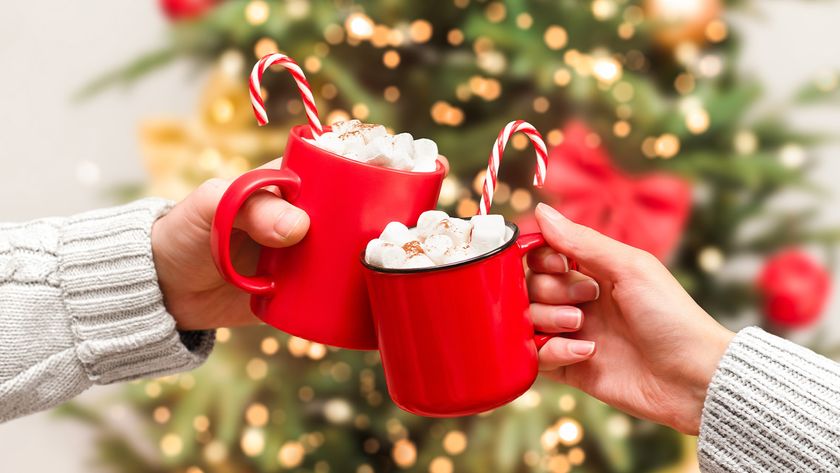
[
  {"left": 274, "top": 208, "right": 305, "bottom": 239},
  {"left": 555, "top": 306, "right": 582, "bottom": 329},
  {"left": 569, "top": 280, "right": 600, "bottom": 301},
  {"left": 545, "top": 253, "right": 569, "bottom": 272},
  {"left": 568, "top": 340, "right": 595, "bottom": 357},
  {"left": 536, "top": 203, "right": 563, "bottom": 220}
]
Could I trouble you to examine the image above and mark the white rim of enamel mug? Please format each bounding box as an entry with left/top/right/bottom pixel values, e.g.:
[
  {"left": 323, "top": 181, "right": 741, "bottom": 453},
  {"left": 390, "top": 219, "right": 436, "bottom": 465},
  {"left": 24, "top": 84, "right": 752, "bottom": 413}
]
[{"left": 360, "top": 220, "right": 521, "bottom": 274}]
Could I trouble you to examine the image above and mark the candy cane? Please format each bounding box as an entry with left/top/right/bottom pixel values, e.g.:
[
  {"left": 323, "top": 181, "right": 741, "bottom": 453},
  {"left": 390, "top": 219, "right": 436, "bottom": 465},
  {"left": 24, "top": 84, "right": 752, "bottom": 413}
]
[
  {"left": 478, "top": 120, "right": 548, "bottom": 215},
  {"left": 249, "top": 53, "right": 323, "bottom": 136}
]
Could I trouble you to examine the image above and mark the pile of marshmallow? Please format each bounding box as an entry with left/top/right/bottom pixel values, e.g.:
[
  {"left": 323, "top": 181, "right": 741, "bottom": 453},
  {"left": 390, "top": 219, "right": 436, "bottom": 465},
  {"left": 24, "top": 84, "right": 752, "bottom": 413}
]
[
  {"left": 365, "top": 211, "right": 513, "bottom": 269},
  {"left": 306, "top": 120, "right": 438, "bottom": 172}
]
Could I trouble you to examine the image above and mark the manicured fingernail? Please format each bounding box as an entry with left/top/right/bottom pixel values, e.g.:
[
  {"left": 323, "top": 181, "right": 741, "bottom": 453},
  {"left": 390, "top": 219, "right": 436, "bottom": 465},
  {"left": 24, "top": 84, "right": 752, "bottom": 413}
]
[
  {"left": 555, "top": 306, "right": 582, "bottom": 329},
  {"left": 545, "top": 253, "right": 569, "bottom": 272},
  {"left": 536, "top": 203, "right": 563, "bottom": 220},
  {"left": 568, "top": 340, "right": 595, "bottom": 357},
  {"left": 274, "top": 208, "right": 305, "bottom": 239},
  {"left": 569, "top": 280, "right": 600, "bottom": 301}
]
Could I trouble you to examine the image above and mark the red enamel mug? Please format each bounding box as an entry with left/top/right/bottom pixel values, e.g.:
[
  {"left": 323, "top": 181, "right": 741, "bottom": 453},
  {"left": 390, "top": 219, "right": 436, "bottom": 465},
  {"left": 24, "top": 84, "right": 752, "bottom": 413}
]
[
  {"left": 362, "top": 222, "right": 553, "bottom": 416},
  {"left": 211, "top": 125, "right": 445, "bottom": 349}
]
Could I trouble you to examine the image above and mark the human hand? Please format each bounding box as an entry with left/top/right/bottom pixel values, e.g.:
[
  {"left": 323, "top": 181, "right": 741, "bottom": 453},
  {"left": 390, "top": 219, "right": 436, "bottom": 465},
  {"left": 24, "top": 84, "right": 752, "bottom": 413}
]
[
  {"left": 150, "top": 158, "right": 310, "bottom": 331},
  {"left": 151, "top": 156, "right": 450, "bottom": 332},
  {"left": 528, "top": 203, "right": 734, "bottom": 435}
]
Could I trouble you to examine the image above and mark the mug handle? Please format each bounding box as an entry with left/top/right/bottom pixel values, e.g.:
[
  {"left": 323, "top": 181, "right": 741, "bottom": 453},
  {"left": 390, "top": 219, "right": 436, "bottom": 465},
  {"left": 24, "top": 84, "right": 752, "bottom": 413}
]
[
  {"left": 516, "top": 232, "right": 555, "bottom": 350},
  {"left": 210, "top": 168, "right": 302, "bottom": 295}
]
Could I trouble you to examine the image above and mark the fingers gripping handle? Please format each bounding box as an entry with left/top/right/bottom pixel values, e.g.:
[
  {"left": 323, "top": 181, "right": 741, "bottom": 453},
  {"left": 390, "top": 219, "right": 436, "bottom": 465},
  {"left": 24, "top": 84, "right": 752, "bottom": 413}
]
[
  {"left": 516, "top": 232, "right": 554, "bottom": 350},
  {"left": 210, "top": 168, "right": 302, "bottom": 295}
]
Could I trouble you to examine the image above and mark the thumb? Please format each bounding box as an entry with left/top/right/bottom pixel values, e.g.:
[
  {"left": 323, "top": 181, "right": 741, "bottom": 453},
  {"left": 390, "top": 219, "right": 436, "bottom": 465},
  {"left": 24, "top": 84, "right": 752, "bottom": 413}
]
[{"left": 534, "top": 203, "right": 639, "bottom": 278}]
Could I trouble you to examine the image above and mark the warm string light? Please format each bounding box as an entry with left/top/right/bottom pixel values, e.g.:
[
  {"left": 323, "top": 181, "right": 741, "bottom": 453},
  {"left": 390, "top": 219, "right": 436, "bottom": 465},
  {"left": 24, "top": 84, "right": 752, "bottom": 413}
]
[
  {"left": 245, "top": 0, "right": 270, "bottom": 26},
  {"left": 246, "top": 403, "right": 270, "bottom": 427},
  {"left": 409, "top": 20, "right": 433, "bottom": 43},
  {"left": 241, "top": 428, "right": 266, "bottom": 456},
  {"left": 544, "top": 25, "right": 568, "bottom": 50},
  {"left": 346, "top": 13, "right": 375, "bottom": 40},
  {"left": 513, "top": 389, "right": 542, "bottom": 409},
  {"left": 245, "top": 358, "right": 268, "bottom": 380},
  {"left": 324, "top": 398, "right": 354, "bottom": 423},
  {"left": 430, "top": 101, "right": 464, "bottom": 126},
  {"left": 204, "top": 440, "right": 228, "bottom": 463},
  {"left": 516, "top": 13, "right": 533, "bottom": 29},
  {"left": 485, "top": 2, "right": 506, "bottom": 22},
  {"left": 152, "top": 406, "right": 170, "bottom": 424},
  {"left": 217, "top": 327, "right": 231, "bottom": 343},
  {"left": 392, "top": 439, "right": 417, "bottom": 468},
  {"left": 160, "top": 433, "right": 183, "bottom": 457},
  {"left": 698, "top": 246, "right": 724, "bottom": 273},
  {"left": 779, "top": 143, "right": 806, "bottom": 169},
  {"left": 734, "top": 130, "right": 758, "bottom": 155},
  {"left": 592, "top": 0, "right": 618, "bottom": 20},
  {"left": 430, "top": 456, "right": 454, "bottom": 473},
  {"left": 278, "top": 441, "right": 306, "bottom": 468}
]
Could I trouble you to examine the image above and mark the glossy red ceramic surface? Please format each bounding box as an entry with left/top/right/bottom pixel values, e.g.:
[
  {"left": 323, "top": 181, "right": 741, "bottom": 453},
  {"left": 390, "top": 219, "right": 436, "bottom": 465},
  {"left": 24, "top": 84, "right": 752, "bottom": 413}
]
[
  {"left": 211, "top": 125, "right": 445, "bottom": 349},
  {"left": 363, "top": 228, "right": 552, "bottom": 416}
]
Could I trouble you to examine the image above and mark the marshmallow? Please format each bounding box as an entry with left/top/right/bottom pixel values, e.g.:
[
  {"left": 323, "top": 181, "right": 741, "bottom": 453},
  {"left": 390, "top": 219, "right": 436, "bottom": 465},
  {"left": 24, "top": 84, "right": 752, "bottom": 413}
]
[
  {"left": 422, "top": 234, "right": 455, "bottom": 264},
  {"left": 470, "top": 214, "right": 507, "bottom": 253},
  {"left": 364, "top": 239, "right": 389, "bottom": 266},
  {"left": 389, "top": 150, "right": 414, "bottom": 171},
  {"left": 381, "top": 245, "right": 408, "bottom": 268},
  {"left": 416, "top": 210, "right": 449, "bottom": 238},
  {"left": 413, "top": 138, "right": 438, "bottom": 161},
  {"left": 393, "top": 133, "right": 414, "bottom": 155},
  {"left": 369, "top": 134, "right": 413, "bottom": 170},
  {"left": 442, "top": 245, "right": 480, "bottom": 265},
  {"left": 365, "top": 211, "right": 515, "bottom": 270},
  {"left": 412, "top": 138, "right": 438, "bottom": 171},
  {"left": 379, "top": 222, "right": 417, "bottom": 246},
  {"left": 403, "top": 254, "right": 435, "bottom": 269},
  {"left": 436, "top": 218, "right": 473, "bottom": 248},
  {"left": 310, "top": 121, "right": 440, "bottom": 173},
  {"left": 357, "top": 123, "right": 388, "bottom": 143},
  {"left": 331, "top": 120, "right": 361, "bottom": 135},
  {"left": 315, "top": 131, "right": 345, "bottom": 155},
  {"left": 338, "top": 130, "right": 366, "bottom": 151},
  {"left": 366, "top": 239, "right": 410, "bottom": 269}
]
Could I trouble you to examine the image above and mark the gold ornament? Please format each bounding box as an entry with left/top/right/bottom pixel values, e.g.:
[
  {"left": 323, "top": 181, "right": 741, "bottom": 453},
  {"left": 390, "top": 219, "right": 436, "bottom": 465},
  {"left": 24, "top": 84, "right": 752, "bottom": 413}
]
[
  {"left": 644, "top": 0, "right": 722, "bottom": 49},
  {"left": 140, "top": 64, "right": 286, "bottom": 200}
]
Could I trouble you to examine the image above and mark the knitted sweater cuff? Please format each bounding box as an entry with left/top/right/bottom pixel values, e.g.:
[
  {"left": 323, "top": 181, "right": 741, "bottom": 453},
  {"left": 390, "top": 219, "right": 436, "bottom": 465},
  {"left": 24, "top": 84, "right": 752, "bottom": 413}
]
[
  {"left": 698, "top": 326, "right": 840, "bottom": 472},
  {"left": 58, "top": 198, "right": 215, "bottom": 384}
]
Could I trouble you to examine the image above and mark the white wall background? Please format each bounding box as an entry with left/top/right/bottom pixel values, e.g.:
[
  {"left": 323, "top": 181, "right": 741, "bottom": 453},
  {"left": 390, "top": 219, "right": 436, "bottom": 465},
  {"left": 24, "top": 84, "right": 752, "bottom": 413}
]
[{"left": 1, "top": 1, "right": 840, "bottom": 471}]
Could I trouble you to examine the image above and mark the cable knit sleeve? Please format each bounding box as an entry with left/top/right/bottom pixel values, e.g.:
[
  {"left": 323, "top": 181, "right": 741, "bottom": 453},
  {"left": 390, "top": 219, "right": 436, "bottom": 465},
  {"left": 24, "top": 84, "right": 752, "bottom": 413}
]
[
  {"left": 698, "top": 326, "right": 840, "bottom": 472},
  {"left": 0, "top": 198, "right": 214, "bottom": 423}
]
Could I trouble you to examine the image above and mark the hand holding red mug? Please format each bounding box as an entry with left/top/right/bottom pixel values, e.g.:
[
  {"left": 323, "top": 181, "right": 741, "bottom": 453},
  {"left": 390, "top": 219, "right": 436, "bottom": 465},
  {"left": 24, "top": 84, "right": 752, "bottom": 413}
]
[
  {"left": 529, "top": 203, "right": 734, "bottom": 435},
  {"left": 151, "top": 156, "right": 450, "bottom": 332},
  {"left": 151, "top": 158, "right": 310, "bottom": 331}
]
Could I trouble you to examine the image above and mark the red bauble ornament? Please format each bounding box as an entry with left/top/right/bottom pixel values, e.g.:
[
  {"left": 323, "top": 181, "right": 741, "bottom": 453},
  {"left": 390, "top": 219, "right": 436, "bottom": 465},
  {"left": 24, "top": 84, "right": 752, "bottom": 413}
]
[
  {"left": 159, "top": 0, "right": 217, "bottom": 20},
  {"left": 519, "top": 122, "right": 692, "bottom": 261},
  {"left": 757, "top": 249, "right": 831, "bottom": 328}
]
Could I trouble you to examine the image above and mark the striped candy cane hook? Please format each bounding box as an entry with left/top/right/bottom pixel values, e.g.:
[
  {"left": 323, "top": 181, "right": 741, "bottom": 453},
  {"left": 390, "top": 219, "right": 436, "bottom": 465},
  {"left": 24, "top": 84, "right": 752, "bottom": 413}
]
[
  {"left": 478, "top": 120, "right": 548, "bottom": 215},
  {"left": 249, "top": 53, "right": 324, "bottom": 136}
]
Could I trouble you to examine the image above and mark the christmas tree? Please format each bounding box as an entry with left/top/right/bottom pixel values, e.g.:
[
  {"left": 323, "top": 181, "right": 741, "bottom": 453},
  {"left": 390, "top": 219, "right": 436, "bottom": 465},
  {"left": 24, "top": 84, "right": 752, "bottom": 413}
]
[{"left": 60, "top": 0, "right": 840, "bottom": 471}]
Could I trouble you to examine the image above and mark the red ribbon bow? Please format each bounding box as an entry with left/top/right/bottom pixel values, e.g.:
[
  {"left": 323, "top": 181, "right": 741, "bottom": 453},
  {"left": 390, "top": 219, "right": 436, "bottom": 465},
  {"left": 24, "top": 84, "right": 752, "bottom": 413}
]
[{"left": 519, "top": 122, "right": 692, "bottom": 261}]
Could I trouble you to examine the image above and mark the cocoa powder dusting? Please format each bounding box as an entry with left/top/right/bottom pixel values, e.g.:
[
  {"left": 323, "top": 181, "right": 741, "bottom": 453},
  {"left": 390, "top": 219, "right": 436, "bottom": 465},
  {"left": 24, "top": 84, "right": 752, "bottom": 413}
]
[{"left": 402, "top": 241, "right": 425, "bottom": 258}]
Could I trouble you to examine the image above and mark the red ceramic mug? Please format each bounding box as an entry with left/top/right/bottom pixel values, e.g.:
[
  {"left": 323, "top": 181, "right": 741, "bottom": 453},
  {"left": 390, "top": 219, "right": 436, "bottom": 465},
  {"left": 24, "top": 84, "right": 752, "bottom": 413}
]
[
  {"left": 362, "top": 221, "right": 553, "bottom": 416},
  {"left": 211, "top": 124, "right": 445, "bottom": 349}
]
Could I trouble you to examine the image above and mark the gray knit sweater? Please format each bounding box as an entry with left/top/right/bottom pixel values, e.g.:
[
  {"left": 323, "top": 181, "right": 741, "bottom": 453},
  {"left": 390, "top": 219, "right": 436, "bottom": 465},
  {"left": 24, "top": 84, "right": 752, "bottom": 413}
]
[
  {"left": 1, "top": 200, "right": 839, "bottom": 472},
  {"left": 0, "top": 198, "right": 213, "bottom": 422},
  {"left": 699, "top": 327, "right": 840, "bottom": 471}
]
